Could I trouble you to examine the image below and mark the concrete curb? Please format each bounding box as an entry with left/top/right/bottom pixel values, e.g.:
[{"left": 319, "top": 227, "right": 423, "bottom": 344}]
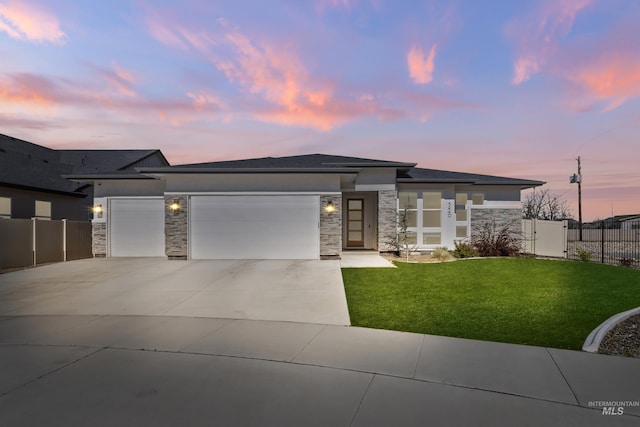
[{"left": 582, "top": 306, "right": 640, "bottom": 352}]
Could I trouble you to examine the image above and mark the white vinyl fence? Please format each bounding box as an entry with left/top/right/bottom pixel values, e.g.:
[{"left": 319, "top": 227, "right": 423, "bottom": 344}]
[{"left": 522, "top": 219, "right": 568, "bottom": 258}]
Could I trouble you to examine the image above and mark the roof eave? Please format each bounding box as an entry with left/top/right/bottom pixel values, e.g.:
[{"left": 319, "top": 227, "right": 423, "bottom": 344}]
[
  {"left": 397, "top": 178, "right": 546, "bottom": 187},
  {"left": 63, "top": 174, "right": 159, "bottom": 182},
  {"left": 0, "top": 181, "right": 87, "bottom": 198},
  {"left": 136, "top": 167, "right": 362, "bottom": 174}
]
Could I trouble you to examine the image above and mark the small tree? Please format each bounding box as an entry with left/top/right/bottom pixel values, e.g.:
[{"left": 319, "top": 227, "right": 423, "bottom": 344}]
[
  {"left": 382, "top": 208, "right": 416, "bottom": 262},
  {"left": 522, "top": 188, "right": 572, "bottom": 220}
]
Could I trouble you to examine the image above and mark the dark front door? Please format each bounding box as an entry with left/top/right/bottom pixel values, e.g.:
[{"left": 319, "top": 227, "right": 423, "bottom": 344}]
[{"left": 347, "top": 198, "right": 364, "bottom": 247}]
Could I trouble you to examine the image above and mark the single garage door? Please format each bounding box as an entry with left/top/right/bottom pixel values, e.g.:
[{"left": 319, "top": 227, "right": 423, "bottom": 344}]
[
  {"left": 190, "top": 195, "right": 319, "bottom": 259},
  {"left": 109, "top": 198, "right": 165, "bottom": 257}
]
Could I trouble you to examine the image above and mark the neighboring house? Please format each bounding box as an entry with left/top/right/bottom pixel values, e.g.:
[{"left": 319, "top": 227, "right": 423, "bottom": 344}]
[
  {"left": 620, "top": 216, "right": 640, "bottom": 230},
  {"left": 66, "top": 153, "right": 544, "bottom": 260},
  {"left": 591, "top": 214, "right": 640, "bottom": 230},
  {"left": 0, "top": 134, "right": 169, "bottom": 221}
]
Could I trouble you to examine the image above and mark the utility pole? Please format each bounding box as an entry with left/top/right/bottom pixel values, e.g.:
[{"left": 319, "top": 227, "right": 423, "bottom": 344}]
[{"left": 570, "top": 156, "right": 583, "bottom": 241}]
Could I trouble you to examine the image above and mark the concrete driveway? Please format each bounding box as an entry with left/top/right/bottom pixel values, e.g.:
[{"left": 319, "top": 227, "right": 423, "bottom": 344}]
[{"left": 0, "top": 258, "right": 351, "bottom": 325}]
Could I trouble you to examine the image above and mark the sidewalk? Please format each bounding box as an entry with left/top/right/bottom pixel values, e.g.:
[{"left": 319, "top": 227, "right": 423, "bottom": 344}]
[{"left": 0, "top": 315, "right": 638, "bottom": 426}]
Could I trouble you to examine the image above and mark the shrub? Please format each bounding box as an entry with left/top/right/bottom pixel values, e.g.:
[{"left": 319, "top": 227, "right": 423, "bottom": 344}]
[
  {"left": 453, "top": 241, "right": 479, "bottom": 258},
  {"left": 577, "top": 250, "right": 591, "bottom": 262},
  {"left": 470, "top": 220, "right": 522, "bottom": 257},
  {"left": 431, "top": 247, "right": 452, "bottom": 262}
]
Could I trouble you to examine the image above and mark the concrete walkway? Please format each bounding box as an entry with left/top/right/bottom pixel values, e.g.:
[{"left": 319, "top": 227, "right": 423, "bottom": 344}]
[
  {"left": 1, "top": 315, "right": 638, "bottom": 426},
  {"left": 340, "top": 251, "right": 395, "bottom": 268}
]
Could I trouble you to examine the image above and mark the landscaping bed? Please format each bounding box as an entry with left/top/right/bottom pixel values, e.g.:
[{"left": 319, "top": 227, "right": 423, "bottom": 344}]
[{"left": 342, "top": 258, "right": 640, "bottom": 350}]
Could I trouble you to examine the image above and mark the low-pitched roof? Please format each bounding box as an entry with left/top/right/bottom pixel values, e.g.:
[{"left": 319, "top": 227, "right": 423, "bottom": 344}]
[
  {"left": 399, "top": 167, "right": 545, "bottom": 187},
  {"left": 169, "top": 153, "right": 415, "bottom": 169},
  {"left": 139, "top": 153, "right": 544, "bottom": 188}
]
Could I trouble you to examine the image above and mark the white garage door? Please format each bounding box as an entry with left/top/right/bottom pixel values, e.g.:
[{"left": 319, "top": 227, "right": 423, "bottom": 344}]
[
  {"left": 190, "top": 195, "right": 319, "bottom": 260},
  {"left": 109, "top": 198, "right": 165, "bottom": 257}
]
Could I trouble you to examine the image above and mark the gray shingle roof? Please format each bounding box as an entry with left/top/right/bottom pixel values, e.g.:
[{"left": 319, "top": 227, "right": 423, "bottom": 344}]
[
  {"left": 162, "top": 153, "right": 543, "bottom": 187},
  {"left": 59, "top": 150, "right": 163, "bottom": 174},
  {"left": 0, "top": 134, "right": 168, "bottom": 194},
  {"left": 399, "top": 167, "right": 545, "bottom": 187},
  {"left": 172, "top": 153, "right": 415, "bottom": 169}
]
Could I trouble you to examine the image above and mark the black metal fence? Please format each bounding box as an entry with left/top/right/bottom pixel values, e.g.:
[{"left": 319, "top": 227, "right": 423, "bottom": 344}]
[{"left": 567, "top": 220, "right": 640, "bottom": 268}]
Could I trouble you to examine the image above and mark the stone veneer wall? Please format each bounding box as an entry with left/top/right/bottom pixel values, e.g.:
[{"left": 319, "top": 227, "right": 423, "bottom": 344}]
[
  {"left": 377, "top": 190, "right": 397, "bottom": 252},
  {"left": 165, "top": 194, "right": 188, "bottom": 259},
  {"left": 320, "top": 195, "right": 342, "bottom": 259},
  {"left": 92, "top": 222, "right": 106, "bottom": 257},
  {"left": 470, "top": 208, "right": 522, "bottom": 237}
]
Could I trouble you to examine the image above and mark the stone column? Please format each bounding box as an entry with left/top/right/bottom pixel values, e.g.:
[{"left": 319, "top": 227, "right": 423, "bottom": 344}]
[
  {"left": 92, "top": 223, "right": 106, "bottom": 257},
  {"left": 320, "top": 195, "right": 342, "bottom": 259},
  {"left": 377, "top": 190, "right": 397, "bottom": 252},
  {"left": 165, "top": 195, "right": 188, "bottom": 260}
]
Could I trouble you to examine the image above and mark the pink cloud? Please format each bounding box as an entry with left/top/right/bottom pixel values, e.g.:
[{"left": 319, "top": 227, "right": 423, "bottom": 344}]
[
  {"left": 97, "top": 63, "right": 137, "bottom": 97},
  {"left": 0, "top": 0, "right": 65, "bottom": 43},
  {"left": 0, "top": 71, "right": 224, "bottom": 127},
  {"left": 407, "top": 44, "right": 437, "bottom": 85},
  {"left": 0, "top": 72, "right": 60, "bottom": 106},
  {"left": 567, "top": 53, "right": 640, "bottom": 111},
  {"left": 144, "top": 11, "right": 472, "bottom": 129},
  {"left": 507, "top": 0, "right": 593, "bottom": 84}
]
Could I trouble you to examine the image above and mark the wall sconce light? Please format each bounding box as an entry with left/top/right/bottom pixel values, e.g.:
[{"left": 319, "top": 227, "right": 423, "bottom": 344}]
[
  {"left": 324, "top": 201, "right": 336, "bottom": 213},
  {"left": 92, "top": 204, "right": 103, "bottom": 218},
  {"left": 169, "top": 200, "right": 180, "bottom": 214}
]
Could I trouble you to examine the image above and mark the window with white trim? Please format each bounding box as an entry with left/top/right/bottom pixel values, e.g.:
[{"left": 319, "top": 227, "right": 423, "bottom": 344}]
[
  {"left": 398, "top": 191, "right": 442, "bottom": 247},
  {"left": 455, "top": 193, "right": 469, "bottom": 238},
  {"left": 35, "top": 200, "right": 51, "bottom": 219},
  {"left": 0, "top": 197, "right": 10, "bottom": 218},
  {"left": 422, "top": 192, "right": 441, "bottom": 245}
]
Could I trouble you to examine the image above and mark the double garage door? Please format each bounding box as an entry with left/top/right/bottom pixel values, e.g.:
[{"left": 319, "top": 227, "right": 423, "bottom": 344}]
[
  {"left": 109, "top": 196, "right": 319, "bottom": 259},
  {"left": 190, "top": 195, "right": 319, "bottom": 259}
]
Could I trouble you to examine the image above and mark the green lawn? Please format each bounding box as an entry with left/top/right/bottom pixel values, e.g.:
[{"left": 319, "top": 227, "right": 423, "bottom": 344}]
[{"left": 341, "top": 258, "right": 640, "bottom": 350}]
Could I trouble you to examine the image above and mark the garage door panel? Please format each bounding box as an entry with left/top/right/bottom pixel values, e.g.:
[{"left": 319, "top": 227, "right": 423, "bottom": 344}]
[
  {"left": 190, "top": 196, "right": 319, "bottom": 260},
  {"left": 110, "top": 199, "right": 165, "bottom": 257}
]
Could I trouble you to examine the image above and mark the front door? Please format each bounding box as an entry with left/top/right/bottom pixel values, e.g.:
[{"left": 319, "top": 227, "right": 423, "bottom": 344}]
[{"left": 347, "top": 198, "right": 365, "bottom": 247}]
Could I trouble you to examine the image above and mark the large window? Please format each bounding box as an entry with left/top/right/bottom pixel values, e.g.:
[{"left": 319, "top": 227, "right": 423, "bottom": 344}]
[
  {"left": 398, "top": 191, "right": 442, "bottom": 247},
  {"left": 0, "top": 197, "right": 10, "bottom": 218}
]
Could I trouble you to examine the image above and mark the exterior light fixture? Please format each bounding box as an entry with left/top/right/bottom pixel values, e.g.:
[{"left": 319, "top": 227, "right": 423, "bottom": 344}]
[
  {"left": 92, "top": 204, "right": 103, "bottom": 218},
  {"left": 324, "top": 201, "right": 336, "bottom": 213},
  {"left": 169, "top": 200, "right": 180, "bottom": 214}
]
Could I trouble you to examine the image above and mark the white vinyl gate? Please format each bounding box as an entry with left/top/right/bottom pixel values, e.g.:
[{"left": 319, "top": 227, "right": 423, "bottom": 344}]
[{"left": 522, "top": 219, "right": 568, "bottom": 258}]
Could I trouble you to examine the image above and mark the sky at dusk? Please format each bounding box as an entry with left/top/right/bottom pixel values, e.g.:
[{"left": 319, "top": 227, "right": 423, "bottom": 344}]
[{"left": 1, "top": 0, "right": 639, "bottom": 221}]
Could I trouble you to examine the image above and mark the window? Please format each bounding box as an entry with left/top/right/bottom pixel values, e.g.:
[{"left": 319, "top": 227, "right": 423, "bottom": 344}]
[
  {"left": 421, "top": 192, "right": 441, "bottom": 245},
  {"left": 35, "top": 200, "right": 51, "bottom": 219},
  {"left": 398, "top": 192, "right": 418, "bottom": 227},
  {"left": 398, "top": 191, "right": 442, "bottom": 247},
  {"left": 455, "top": 193, "right": 467, "bottom": 221},
  {"left": 0, "top": 197, "right": 10, "bottom": 218},
  {"left": 472, "top": 193, "right": 484, "bottom": 205},
  {"left": 455, "top": 193, "right": 469, "bottom": 238}
]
